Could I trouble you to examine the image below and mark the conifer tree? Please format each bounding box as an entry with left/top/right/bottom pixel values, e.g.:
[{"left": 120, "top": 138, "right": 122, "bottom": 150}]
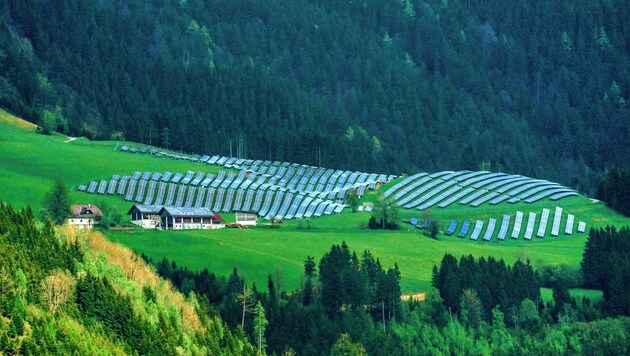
[{"left": 42, "top": 179, "right": 70, "bottom": 225}]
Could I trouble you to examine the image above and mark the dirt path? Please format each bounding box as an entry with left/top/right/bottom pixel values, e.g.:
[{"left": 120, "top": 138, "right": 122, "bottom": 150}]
[{"left": 65, "top": 137, "right": 77, "bottom": 143}]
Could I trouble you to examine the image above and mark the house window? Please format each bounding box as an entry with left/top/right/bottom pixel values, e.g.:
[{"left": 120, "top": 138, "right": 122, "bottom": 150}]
[
  {"left": 176, "top": 217, "right": 183, "bottom": 223},
  {"left": 193, "top": 217, "right": 202, "bottom": 223}
]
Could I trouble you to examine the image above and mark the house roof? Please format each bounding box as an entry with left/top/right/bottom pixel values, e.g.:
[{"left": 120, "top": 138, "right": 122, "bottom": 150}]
[
  {"left": 69, "top": 204, "right": 103, "bottom": 218},
  {"left": 211, "top": 211, "right": 225, "bottom": 223},
  {"left": 127, "top": 204, "right": 163, "bottom": 215},
  {"left": 159, "top": 206, "right": 215, "bottom": 218}
]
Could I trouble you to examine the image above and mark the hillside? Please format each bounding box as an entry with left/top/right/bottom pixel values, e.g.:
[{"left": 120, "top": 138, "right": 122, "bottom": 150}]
[{"left": 1, "top": 0, "right": 629, "bottom": 193}]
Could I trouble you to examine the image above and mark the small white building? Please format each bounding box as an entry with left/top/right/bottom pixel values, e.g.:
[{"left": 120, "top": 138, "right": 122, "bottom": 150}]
[
  {"left": 234, "top": 210, "right": 258, "bottom": 226},
  {"left": 159, "top": 206, "right": 224, "bottom": 230},
  {"left": 127, "top": 204, "right": 163, "bottom": 228},
  {"left": 67, "top": 204, "right": 102, "bottom": 229}
]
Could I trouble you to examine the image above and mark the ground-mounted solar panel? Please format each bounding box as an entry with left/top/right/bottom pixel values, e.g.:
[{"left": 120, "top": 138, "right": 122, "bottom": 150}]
[
  {"left": 274, "top": 193, "right": 295, "bottom": 219},
  {"left": 251, "top": 190, "right": 267, "bottom": 212},
  {"left": 445, "top": 220, "right": 458, "bottom": 236},
  {"left": 232, "top": 189, "right": 245, "bottom": 211},
  {"left": 437, "top": 187, "right": 475, "bottom": 208},
  {"left": 121, "top": 145, "right": 129, "bottom": 151},
  {"left": 524, "top": 188, "right": 574, "bottom": 203},
  {"left": 213, "top": 188, "right": 226, "bottom": 211},
  {"left": 161, "top": 171, "right": 173, "bottom": 182},
  {"left": 511, "top": 184, "right": 560, "bottom": 202},
  {"left": 222, "top": 189, "right": 236, "bottom": 212},
  {"left": 323, "top": 204, "right": 336, "bottom": 215},
  {"left": 332, "top": 204, "right": 344, "bottom": 214},
  {"left": 524, "top": 212, "right": 536, "bottom": 240},
  {"left": 181, "top": 171, "right": 195, "bottom": 185},
  {"left": 304, "top": 199, "right": 322, "bottom": 218},
  {"left": 460, "top": 172, "right": 504, "bottom": 188},
  {"left": 405, "top": 180, "right": 459, "bottom": 209},
  {"left": 494, "top": 178, "right": 536, "bottom": 194},
  {"left": 225, "top": 157, "right": 237, "bottom": 165},
  {"left": 577, "top": 221, "right": 586, "bottom": 233},
  {"left": 295, "top": 196, "right": 314, "bottom": 218},
  {"left": 313, "top": 201, "right": 328, "bottom": 217},
  {"left": 481, "top": 176, "right": 529, "bottom": 192},
  {"left": 471, "top": 174, "right": 512, "bottom": 189},
  {"left": 241, "top": 190, "right": 256, "bottom": 211},
  {"left": 87, "top": 181, "right": 98, "bottom": 194},
  {"left": 153, "top": 182, "right": 166, "bottom": 205},
  {"left": 135, "top": 179, "right": 148, "bottom": 202},
  {"left": 356, "top": 185, "right": 367, "bottom": 197},
  {"left": 151, "top": 172, "right": 162, "bottom": 181},
  {"left": 174, "top": 184, "right": 187, "bottom": 206},
  {"left": 184, "top": 186, "right": 197, "bottom": 207},
  {"left": 208, "top": 156, "right": 220, "bottom": 164},
  {"left": 266, "top": 166, "right": 278, "bottom": 176},
  {"left": 459, "top": 189, "right": 489, "bottom": 205},
  {"left": 458, "top": 220, "right": 472, "bottom": 238},
  {"left": 565, "top": 214, "right": 575, "bottom": 235},
  {"left": 489, "top": 194, "right": 511, "bottom": 205},
  {"left": 111, "top": 174, "right": 121, "bottom": 181},
  {"left": 140, "top": 146, "right": 149, "bottom": 154},
  {"left": 258, "top": 191, "right": 276, "bottom": 217},
  {"left": 417, "top": 185, "right": 462, "bottom": 210},
  {"left": 97, "top": 180, "right": 108, "bottom": 194},
  {"left": 164, "top": 183, "right": 177, "bottom": 205},
  {"left": 125, "top": 180, "right": 138, "bottom": 201},
  {"left": 200, "top": 155, "right": 210, "bottom": 162},
  {"left": 550, "top": 191, "right": 578, "bottom": 201},
  {"left": 144, "top": 180, "right": 157, "bottom": 204},
  {"left": 470, "top": 220, "right": 484, "bottom": 240},
  {"left": 551, "top": 207, "right": 563, "bottom": 236},
  {"left": 452, "top": 170, "right": 488, "bottom": 182},
  {"left": 497, "top": 215, "right": 510, "bottom": 240},
  {"left": 284, "top": 195, "right": 304, "bottom": 220},
  {"left": 200, "top": 175, "right": 214, "bottom": 187},
  {"left": 536, "top": 208, "right": 550, "bottom": 237},
  {"left": 191, "top": 172, "right": 205, "bottom": 186},
  {"left": 107, "top": 179, "right": 118, "bottom": 195},
  {"left": 437, "top": 170, "right": 469, "bottom": 182},
  {"left": 469, "top": 192, "right": 500, "bottom": 207},
  {"left": 117, "top": 178, "right": 128, "bottom": 196},
  {"left": 204, "top": 188, "right": 216, "bottom": 209},
  {"left": 129, "top": 147, "right": 137, "bottom": 153},
  {"left": 132, "top": 172, "right": 142, "bottom": 180},
  {"left": 511, "top": 211, "right": 524, "bottom": 239},
  {"left": 141, "top": 171, "right": 151, "bottom": 180},
  {"left": 78, "top": 184, "right": 87, "bottom": 192},
  {"left": 171, "top": 172, "right": 183, "bottom": 184},
  {"left": 394, "top": 177, "right": 436, "bottom": 206},
  {"left": 483, "top": 218, "right": 497, "bottom": 241},
  {"left": 504, "top": 182, "right": 554, "bottom": 199}
]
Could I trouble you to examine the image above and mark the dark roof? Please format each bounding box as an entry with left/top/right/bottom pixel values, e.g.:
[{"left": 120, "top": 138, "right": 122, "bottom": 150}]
[
  {"left": 127, "top": 204, "right": 163, "bottom": 215},
  {"left": 69, "top": 204, "right": 103, "bottom": 218},
  {"left": 159, "top": 206, "right": 215, "bottom": 218},
  {"left": 211, "top": 211, "right": 225, "bottom": 223}
]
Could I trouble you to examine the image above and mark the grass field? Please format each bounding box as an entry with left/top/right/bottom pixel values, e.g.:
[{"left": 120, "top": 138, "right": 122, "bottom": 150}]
[{"left": 2, "top": 109, "right": 629, "bottom": 294}]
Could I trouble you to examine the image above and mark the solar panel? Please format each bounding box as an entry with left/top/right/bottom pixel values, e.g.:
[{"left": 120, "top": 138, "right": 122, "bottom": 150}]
[
  {"left": 232, "top": 189, "right": 246, "bottom": 211},
  {"left": 452, "top": 171, "right": 488, "bottom": 182},
  {"left": 483, "top": 218, "right": 496, "bottom": 241},
  {"left": 565, "top": 214, "right": 575, "bottom": 235},
  {"left": 460, "top": 172, "right": 504, "bottom": 187},
  {"left": 162, "top": 172, "right": 173, "bottom": 182},
  {"left": 497, "top": 215, "right": 510, "bottom": 240},
  {"left": 295, "top": 196, "right": 314, "bottom": 218},
  {"left": 165, "top": 183, "right": 177, "bottom": 205},
  {"left": 445, "top": 220, "right": 458, "bottom": 236},
  {"left": 125, "top": 180, "right": 137, "bottom": 201},
  {"left": 106, "top": 180, "right": 117, "bottom": 195},
  {"left": 208, "top": 156, "right": 219, "bottom": 164},
  {"left": 524, "top": 188, "right": 575, "bottom": 203},
  {"left": 87, "top": 181, "right": 98, "bottom": 194},
  {"left": 304, "top": 199, "right": 322, "bottom": 218},
  {"left": 251, "top": 190, "right": 266, "bottom": 212},
  {"left": 144, "top": 180, "right": 157, "bottom": 204},
  {"left": 514, "top": 184, "right": 560, "bottom": 201},
  {"left": 537, "top": 208, "right": 550, "bottom": 237},
  {"left": 471, "top": 174, "right": 514, "bottom": 189},
  {"left": 154, "top": 182, "right": 167, "bottom": 205},
  {"left": 117, "top": 178, "right": 128, "bottom": 196},
  {"left": 171, "top": 172, "right": 183, "bottom": 184},
  {"left": 511, "top": 211, "right": 524, "bottom": 239},
  {"left": 132, "top": 172, "right": 142, "bottom": 180},
  {"left": 405, "top": 180, "right": 459, "bottom": 209},
  {"left": 482, "top": 176, "right": 529, "bottom": 191},
  {"left": 469, "top": 192, "right": 500, "bottom": 207},
  {"left": 470, "top": 220, "right": 484, "bottom": 240},
  {"left": 550, "top": 191, "right": 578, "bottom": 201},
  {"left": 324, "top": 204, "right": 336, "bottom": 215},
  {"left": 437, "top": 187, "right": 475, "bottom": 208},
  {"left": 181, "top": 171, "right": 195, "bottom": 185},
  {"left": 241, "top": 190, "right": 256, "bottom": 211},
  {"left": 458, "top": 220, "right": 472, "bottom": 238},
  {"left": 275, "top": 192, "right": 295, "bottom": 219},
  {"left": 203, "top": 187, "right": 216, "bottom": 209},
  {"left": 524, "top": 212, "right": 536, "bottom": 240},
  {"left": 333, "top": 204, "right": 345, "bottom": 213},
  {"left": 577, "top": 221, "right": 586, "bottom": 233},
  {"left": 200, "top": 174, "right": 214, "bottom": 187},
  {"left": 258, "top": 191, "right": 276, "bottom": 217},
  {"left": 184, "top": 186, "right": 197, "bottom": 207},
  {"left": 213, "top": 188, "right": 226, "bottom": 211},
  {"left": 222, "top": 189, "right": 236, "bottom": 212},
  {"left": 504, "top": 182, "right": 555, "bottom": 200},
  {"left": 459, "top": 189, "right": 490, "bottom": 205},
  {"left": 394, "top": 177, "right": 436, "bottom": 206},
  {"left": 142, "top": 171, "right": 152, "bottom": 180},
  {"left": 551, "top": 207, "right": 563, "bottom": 236},
  {"left": 494, "top": 178, "right": 538, "bottom": 194},
  {"left": 174, "top": 184, "right": 187, "bottom": 206},
  {"left": 95, "top": 180, "right": 107, "bottom": 194},
  {"left": 135, "top": 179, "right": 147, "bottom": 202},
  {"left": 151, "top": 172, "right": 162, "bottom": 181},
  {"left": 417, "top": 185, "right": 462, "bottom": 210},
  {"left": 284, "top": 195, "right": 304, "bottom": 220},
  {"left": 489, "top": 194, "right": 511, "bottom": 205},
  {"left": 78, "top": 184, "right": 87, "bottom": 192},
  {"left": 191, "top": 172, "right": 205, "bottom": 186}
]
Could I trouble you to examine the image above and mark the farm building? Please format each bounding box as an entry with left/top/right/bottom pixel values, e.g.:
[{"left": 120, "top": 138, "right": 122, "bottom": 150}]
[
  {"left": 234, "top": 210, "right": 258, "bottom": 226},
  {"left": 127, "top": 204, "right": 162, "bottom": 228},
  {"left": 159, "top": 206, "right": 224, "bottom": 230},
  {"left": 67, "top": 204, "right": 102, "bottom": 229}
]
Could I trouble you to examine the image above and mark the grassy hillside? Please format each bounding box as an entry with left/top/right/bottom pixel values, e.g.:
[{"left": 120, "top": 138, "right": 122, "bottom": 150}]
[{"left": 1, "top": 111, "right": 628, "bottom": 294}]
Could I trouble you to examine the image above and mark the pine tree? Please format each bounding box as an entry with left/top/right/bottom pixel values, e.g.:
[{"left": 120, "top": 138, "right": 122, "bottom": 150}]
[
  {"left": 42, "top": 179, "right": 70, "bottom": 224},
  {"left": 253, "top": 301, "right": 268, "bottom": 354}
]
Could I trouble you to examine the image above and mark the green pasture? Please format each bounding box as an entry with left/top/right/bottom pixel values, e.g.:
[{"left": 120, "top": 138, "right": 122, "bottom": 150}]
[
  {"left": 540, "top": 288, "right": 603, "bottom": 304},
  {"left": 1, "top": 111, "right": 629, "bottom": 294}
]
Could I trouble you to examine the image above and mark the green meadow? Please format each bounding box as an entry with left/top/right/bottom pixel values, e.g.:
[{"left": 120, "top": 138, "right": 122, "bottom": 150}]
[{"left": 1, "top": 109, "right": 629, "bottom": 294}]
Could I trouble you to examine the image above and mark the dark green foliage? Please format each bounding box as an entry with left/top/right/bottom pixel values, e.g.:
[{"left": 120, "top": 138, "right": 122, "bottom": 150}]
[
  {"left": 369, "top": 195, "right": 399, "bottom": 230},
  {"left": 432, "top": 253, "right": 540, "bottom": 323},
  {"left": 582, "top": 226, "right": 630, "bottom": 315},
  {"left": 343, "top": 188, "right": 360, "bottom": 213},
  {"left": 597, "top": 167, "right": 630, "bottom": 216},
  {"left": 42, "top": 180, "right": 69, "bottom": 224},
  {"left": 3, "top": 0, "right": 629, "bottom": 189}
]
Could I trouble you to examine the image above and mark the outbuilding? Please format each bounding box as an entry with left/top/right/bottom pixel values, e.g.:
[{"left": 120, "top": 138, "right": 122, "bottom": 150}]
[
  {"left": 234, "top": 210, "right": 258, "bottom": 226},
  {"left": 127, "top": 204, "right": 162, "bottom": 228},
  {"left": 67, "top": 204, "right": 102, "bottom": 229},
  {"left": 159, "top": 206, "right": 225, "bottom": 230}
]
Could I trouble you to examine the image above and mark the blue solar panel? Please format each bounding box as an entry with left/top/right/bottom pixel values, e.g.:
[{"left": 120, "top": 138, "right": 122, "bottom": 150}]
[
  {"left": 537, "top": 208, "right": 550, "bottom": 237},
  {"left": 458, "top": 220, "right": 472, "bottom": 238},
  {"left": 184, "top": 186, "right": 197, "bottom": 207},
  {"left": 117, "top": 178, "right": 128, "bottom": 196},
  {"left": 445, "top": 220, "right": 458, "bottom": 236},
  {"left": 511, "top": 212, "right": 524, "bottom": 239},
  {"left": 135, "top": 180, "right": 147, "bottom": 202},
  {"left": 483, "top": 218, "right": 496, "bottom": 241},
  {"left": 438, "top": 188, "right": 475, "bottom": 208},
  {"left": 497, "top": 215, "right": 510, "bottom": 240},
  {"left": 125, "top": 180, "right": 137, "bottom": 201},
  {"left": 144, "top": 180, "right": 157, "bottom": 204},
  {"left": 204, "top": 188, "right": 216, "bottom": 209},
  {"left": 470, "top": 220, "right": 484, "bottom": 240},
  {"left": 174, "top": 184, "right": 187, "bottom": 206},
  {"left": 222, "top": 189, "right": 236, "bottom": 212},
  {"left": 165, "top": 183, "right": 177, "bottom": 205},
  {"left": 97, "top": 180, "right": 108, "bottom": 194},
  {"left": 87, "top": 181, "right": 98, "bottom": 194}
]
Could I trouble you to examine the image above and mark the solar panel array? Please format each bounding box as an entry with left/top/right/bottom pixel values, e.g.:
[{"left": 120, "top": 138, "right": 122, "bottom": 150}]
[{"left": 386, "top": 170, "right": 577, "bottom": 210}]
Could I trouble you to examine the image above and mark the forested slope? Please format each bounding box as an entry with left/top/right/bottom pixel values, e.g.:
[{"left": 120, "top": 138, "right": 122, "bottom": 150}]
[{"left": 1, "top": 0, "right": 628, "bottom": 192}]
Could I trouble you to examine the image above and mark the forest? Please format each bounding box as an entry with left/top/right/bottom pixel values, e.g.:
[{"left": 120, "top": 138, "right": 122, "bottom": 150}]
[{"left": 1, "top": 0, "right": 629, "bottom": 194}]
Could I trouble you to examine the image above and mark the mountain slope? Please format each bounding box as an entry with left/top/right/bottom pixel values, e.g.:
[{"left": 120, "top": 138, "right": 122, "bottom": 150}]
[{"left": 1, "top": 0, "right": 629, "bottom": 192}]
